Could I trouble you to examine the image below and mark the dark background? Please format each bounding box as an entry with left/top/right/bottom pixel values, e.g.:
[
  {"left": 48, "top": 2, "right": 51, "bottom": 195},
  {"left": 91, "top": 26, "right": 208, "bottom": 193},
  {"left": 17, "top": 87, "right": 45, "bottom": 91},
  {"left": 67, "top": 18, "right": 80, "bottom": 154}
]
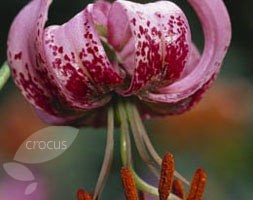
[{"left": 0, "top": 0, "right": 253, "bottom": 200}]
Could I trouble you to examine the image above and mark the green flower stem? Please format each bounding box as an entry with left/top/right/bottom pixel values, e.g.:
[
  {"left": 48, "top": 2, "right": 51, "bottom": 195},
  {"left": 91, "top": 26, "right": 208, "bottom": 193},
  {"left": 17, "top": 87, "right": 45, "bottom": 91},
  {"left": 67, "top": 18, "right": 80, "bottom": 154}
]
[
  {"left": 0, "top": 62, "right": 10, "bottom": 91},
  {"left": 117, "top": 101, "right": 181, "bottom": 200},
  {"left": 93, "top": 107, "right": 114, "bottom": 200}
]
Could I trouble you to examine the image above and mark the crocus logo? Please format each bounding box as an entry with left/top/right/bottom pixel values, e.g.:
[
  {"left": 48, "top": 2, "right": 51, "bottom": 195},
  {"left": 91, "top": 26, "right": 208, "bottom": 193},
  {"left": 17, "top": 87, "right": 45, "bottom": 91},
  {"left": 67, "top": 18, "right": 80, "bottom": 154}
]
[
  {"left": 25, "top": 140, "right": 68, "bottom": 151},
  {"left": 2, "top": 126, "right": 79, "bottom": 195}
]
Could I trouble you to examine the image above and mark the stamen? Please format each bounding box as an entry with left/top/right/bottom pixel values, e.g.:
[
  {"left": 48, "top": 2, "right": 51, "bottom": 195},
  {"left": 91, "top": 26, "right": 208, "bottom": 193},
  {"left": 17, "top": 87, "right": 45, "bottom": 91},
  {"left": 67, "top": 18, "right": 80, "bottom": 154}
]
[
  {"left": 83, "top": 193, "right": 93, "bottom": 200},
  {"left": 159, "top": 153, "right": 175, "bottom": 200},
  {"left": 125, "top": 102, "right": 160, "bottom": 177},
  {"left": 142, "top": 131, "right": 189, "bottom": 185},
  {"left": 121, "top": 167, "right": 139, "bottom": 200},
  {"left": 77, "top": 189, "right": 85, "bottom": 200},
  {"left": 173, "top": 180, "right": 185, "bottom": 199},
  {"left": 133, "top": 169, "right": 182, "bottom": 200},
  {"left": 186, "top": 168, "right": 207, "bottom": 200},
  {"left": 93, "top": 107, "right": 114, "bottom": 200},
  {"left": 128, "top": 102, "right": 190, "bottom": 185},
  {"left": 77, "top": 189, "right": 93, "bottom": 200},
  {"left": 118, "top": 101, "right": 181, "bottom": 200}
]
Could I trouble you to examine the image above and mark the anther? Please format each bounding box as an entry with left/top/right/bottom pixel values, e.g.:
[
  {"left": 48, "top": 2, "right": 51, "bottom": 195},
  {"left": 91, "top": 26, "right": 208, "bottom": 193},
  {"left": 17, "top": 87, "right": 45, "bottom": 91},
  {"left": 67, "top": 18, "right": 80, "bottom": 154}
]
[
  {"left": 77, "top": 188, "right": 93, "bottom": 200},
  {"left": 186, "top": 168, "right": 207, "bottom": 200},
  {"left": 159, "top": 153, "right": 175, "bottom": 200},
  {"left": 121, "top": 167, "right": 139, "bottom": 200}
]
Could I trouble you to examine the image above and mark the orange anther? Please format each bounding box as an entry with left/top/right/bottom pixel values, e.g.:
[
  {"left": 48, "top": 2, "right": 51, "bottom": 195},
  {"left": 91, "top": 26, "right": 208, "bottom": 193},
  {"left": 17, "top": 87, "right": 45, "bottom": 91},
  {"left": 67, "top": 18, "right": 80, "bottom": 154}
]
[
  {"left": 77, "top": 188, "right": 93, "bottom": 200},
  {"left": 121, "top": 167, "right": 139, "bottom": 200},
  {"left": 159, "top": 153, "right": 175, "bottom": 200},
  {"left": 186, "top": 168, "right": 207, "bottom": 200}
]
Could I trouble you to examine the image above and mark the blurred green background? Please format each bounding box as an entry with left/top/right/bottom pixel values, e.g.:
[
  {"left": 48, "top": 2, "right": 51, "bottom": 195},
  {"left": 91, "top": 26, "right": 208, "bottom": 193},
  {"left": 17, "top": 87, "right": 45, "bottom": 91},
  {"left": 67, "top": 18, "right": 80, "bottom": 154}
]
[{"left": 0, "top": 0, "right": 253, "bottom": 199}]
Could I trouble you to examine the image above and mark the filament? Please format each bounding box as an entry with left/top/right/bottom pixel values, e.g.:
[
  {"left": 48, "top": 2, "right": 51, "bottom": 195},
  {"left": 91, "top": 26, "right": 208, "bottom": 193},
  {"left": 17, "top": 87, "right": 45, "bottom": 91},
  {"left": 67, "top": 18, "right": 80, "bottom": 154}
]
[
  {"left": 127, "top": 101, "right": 190, "bottom": 185},
  {"left": 117, "top": 101, "right": 182, "bottom": 200},
  {"left": 93, "top": 107, "right": 114, "bottom": 200}
]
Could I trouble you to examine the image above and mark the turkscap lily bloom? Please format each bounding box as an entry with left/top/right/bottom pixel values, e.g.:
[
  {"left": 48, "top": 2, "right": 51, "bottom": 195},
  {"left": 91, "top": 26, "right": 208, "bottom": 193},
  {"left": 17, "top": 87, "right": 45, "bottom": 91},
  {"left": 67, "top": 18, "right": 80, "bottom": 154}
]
[
  {"left": 7, "top": 0, "right": 231, "bottom": 199},
  {"left": 7, "top": 0, "right": 231, "bottom": 126}
]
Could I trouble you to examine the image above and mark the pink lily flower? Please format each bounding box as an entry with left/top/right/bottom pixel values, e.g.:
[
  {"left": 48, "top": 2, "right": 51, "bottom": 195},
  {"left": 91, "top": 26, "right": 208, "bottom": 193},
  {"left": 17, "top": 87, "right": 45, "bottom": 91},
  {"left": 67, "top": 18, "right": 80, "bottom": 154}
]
[
  {"left": 7, "top": 0, "right": 231, "bottom": 126},
  {"left": 7, "top": 0, "right": 231, "bottom": 199}
]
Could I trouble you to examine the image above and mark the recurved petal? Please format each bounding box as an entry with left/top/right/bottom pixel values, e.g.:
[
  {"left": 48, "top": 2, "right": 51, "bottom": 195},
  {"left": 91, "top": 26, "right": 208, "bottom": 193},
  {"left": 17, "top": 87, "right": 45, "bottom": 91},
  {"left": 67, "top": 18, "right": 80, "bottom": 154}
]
[
  {"left": 108, "top": 0, "right": 190, "bottom": 96},
  {"left": 43, "top": 4, "right": 123, "bottom": 110},
  {"left": 142, "top": 0, "right": 231, "bottom": 104},
  {"left": 7, "top": 0, "right": 57, "bottom": 114},
  {"left": 137, "top": 75, "right": 216, "bottom": 118},
  {"left": 7, "top": 0, "right": 116, "bottom": 125},
  {"left": 181, "top": 44, "right": 200, "bottom": 79}
]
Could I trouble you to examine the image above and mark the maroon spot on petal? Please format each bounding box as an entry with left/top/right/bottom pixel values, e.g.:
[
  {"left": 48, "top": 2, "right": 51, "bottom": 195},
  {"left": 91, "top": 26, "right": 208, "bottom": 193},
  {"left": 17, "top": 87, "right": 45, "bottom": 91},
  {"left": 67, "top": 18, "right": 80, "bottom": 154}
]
[
  {"left": 131, "top": 18, "right": 136, "bottom": 26},
  {"left": 64, "top": 54, "right": 71, "bottom": 61},
  {"left": 14, "top": 52, "right": 22, "bottom": 60},
  {"left": 52, "top": 45, "right": 58, "bottom": 51},
  {"left": 155, "top": 12, "right": 162, "bottom": 18},
  {"left": 58, "top": 46, "right": 63, "bottom": 54}
]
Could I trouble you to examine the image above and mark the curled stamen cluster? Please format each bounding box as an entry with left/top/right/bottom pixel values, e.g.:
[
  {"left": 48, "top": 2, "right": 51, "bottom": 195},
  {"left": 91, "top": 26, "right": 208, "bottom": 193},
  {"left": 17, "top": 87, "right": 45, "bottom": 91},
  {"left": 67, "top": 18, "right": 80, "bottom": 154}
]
[
  {"left": 120, "top": 153, "right": 207, "bottom": 200},
  {"left": 76, "top": 102, "right": 207, "bottom": 200},
  {"left": 116, "top": 102, "right": 207, "bottom": 200}
]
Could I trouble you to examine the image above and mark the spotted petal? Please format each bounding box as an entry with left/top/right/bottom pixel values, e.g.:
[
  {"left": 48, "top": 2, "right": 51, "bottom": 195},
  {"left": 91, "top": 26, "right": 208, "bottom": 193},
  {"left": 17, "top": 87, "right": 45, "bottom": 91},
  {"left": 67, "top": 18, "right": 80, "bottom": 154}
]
[
  {"left": 7, "top": 0, "right": 123, "bottom": 124},
  {"left": 142, "top": 0, "right": 232, "bottom": 104},
  {"left": 108, "top": 0, "right": 191, "bottom": 96},
  {"left": 43, "top": 4, "right": 123, "bottom": 110},
  {"left": 7, "top": 0, "right": 88, "bottom": 124},
  {"left": 7, "top": 0, "right": 56, "bottom": 115}
]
